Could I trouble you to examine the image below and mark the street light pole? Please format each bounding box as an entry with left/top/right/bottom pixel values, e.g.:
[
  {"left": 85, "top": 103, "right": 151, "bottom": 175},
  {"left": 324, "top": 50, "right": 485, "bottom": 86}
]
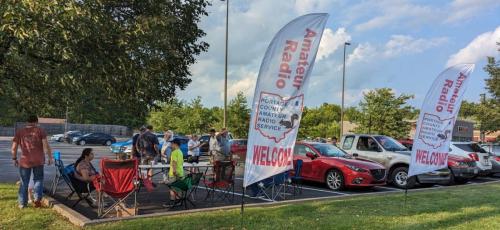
[
  {"left": 340, "top": 42, "right": 350, "bottom": 138},
  {"left": 223, "top": 0, "right": 229, "bottom": 128}
]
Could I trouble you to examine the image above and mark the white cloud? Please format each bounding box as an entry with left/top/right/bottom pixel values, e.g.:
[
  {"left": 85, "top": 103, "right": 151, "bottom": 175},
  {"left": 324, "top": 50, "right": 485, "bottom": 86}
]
[
  {"left": 446, "top": 26, "right": 500, "bottom": 67},
  {"left": 383, "top": 35, "right": 448, "bottom": 57},
  {"left": 345, "top": 43, "right": 376, "bottom": 67},
  {"left": 293, "top": 0, "right": 336, "bottom": 15},
  {"left": 353, "top": 1, "right": 437, "bottom": 32},
  {"left": 222, "top": 72, "right": 257, "bottom": 100},
  {"left": 445, "top": 0, "right": 500, "bottom": 24},
  {"left": 317, "top": 27, "right": 351, "bottom": 61}
]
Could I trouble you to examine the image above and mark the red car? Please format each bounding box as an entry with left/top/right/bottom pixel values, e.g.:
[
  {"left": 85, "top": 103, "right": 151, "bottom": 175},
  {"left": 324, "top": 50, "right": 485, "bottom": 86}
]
[
  {"left": 447, "top": 154, "right": 478, "bottom": 184},
  {"left": 293, "top": 142, "right": 386, "bottom": 190},
  {"left": 230, "top": 139, "right": 247, "bottom": 159}
]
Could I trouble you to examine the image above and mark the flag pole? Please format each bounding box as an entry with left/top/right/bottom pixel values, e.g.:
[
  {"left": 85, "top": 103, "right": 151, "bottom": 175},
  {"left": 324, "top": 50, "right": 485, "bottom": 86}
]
[{"left": 240, "top": 186, "right": 246, "bottom": 229}]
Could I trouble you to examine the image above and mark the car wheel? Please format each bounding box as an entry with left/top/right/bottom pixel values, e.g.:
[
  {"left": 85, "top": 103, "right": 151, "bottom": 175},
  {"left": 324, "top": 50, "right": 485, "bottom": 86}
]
[
  {"left": 391, "top": 167, "right": 416, "bottom": 189},
  {"left": 58, "top": 137, "right": 64, "bottom": 142},
  {"left": 325, "top": 169, "right": 344, "bottom": 190},
  {"left": 105, "top": 140, "right": 112, "bottom": 146},
  {"left": 79, "top": 140, "right": 86, "bottom": 146}
]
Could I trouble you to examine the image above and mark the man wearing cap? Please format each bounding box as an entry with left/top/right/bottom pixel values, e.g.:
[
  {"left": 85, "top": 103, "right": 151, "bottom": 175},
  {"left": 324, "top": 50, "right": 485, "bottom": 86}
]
[{"left": 165, "top": 138, "right": 184, "bottom": 205}]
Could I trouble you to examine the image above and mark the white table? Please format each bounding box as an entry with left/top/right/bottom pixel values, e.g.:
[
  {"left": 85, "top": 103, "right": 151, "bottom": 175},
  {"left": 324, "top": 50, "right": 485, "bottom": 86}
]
[{"left": 139, "top": 162, "right": 212, "bottom": 170}]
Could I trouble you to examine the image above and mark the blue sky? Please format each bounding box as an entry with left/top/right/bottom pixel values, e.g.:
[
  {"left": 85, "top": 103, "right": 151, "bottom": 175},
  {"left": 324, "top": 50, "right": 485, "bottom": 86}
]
[{"left": 178, "top": 0, "right": 500, "bottom": 109}]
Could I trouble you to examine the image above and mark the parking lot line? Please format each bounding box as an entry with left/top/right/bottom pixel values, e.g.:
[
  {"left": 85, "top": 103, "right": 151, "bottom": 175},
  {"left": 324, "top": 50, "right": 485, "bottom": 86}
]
[
  {"left": 476, "top": 177, "right": 500, "bottom": 182},
  {"left": 234, "top": 177, "right": 348, "bottom": 195},
  {"left": 375, "top": 186, "right": 402, "bottom": 191},
  {"left": 194, "top": 186, "right": 274, "bottom": 202},
  {"left": 298, "top": 186, "right": 348, "bottom": 195}
]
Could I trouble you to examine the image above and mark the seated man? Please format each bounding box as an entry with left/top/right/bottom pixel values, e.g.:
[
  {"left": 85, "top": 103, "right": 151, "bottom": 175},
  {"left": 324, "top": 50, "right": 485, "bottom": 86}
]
[
  {"left": 73, "top": 148, "right": 98, "bottom": 192},
  {"left": 163, "top": 138, "right": 185, "bottom": 207}
]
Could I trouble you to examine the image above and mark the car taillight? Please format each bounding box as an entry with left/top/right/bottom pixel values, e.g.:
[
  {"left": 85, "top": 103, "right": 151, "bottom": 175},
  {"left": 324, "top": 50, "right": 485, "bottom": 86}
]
[
  {"left": 495, "top": 156, "right": 500, "bottom": 162},
  {"left": 468, "top": 153, "right": 479, "bottom": 161},
  {"left": 448, "top": 160, "right": 458, "bottom": 167}
]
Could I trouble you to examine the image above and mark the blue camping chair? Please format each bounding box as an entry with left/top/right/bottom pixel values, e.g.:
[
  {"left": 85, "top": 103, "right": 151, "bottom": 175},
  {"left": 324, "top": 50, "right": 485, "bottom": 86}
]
[
  {"left": 50, "top": 151, "right": 95, "bottom": 207},
  {"left": 290, "top": 159, "right": 303, "bottom": 195},
  {"left": 252, "top": 172, "right": 290, "bottom": 201}
]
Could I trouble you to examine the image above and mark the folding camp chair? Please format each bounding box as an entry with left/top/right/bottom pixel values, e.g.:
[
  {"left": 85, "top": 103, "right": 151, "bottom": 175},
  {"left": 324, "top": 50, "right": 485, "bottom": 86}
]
[
  {"left": 290, "top": 159, "right": 303, "bottom": 195},
  {"left": 67, "top": 170, "right": 96, "bottom": 208},
  {"left": 167, "top": 176, "right": 193, "bottom": 209},
  {"left": 254, "top": 172, "right": 289, "bottom": 201},
  {"left": 203, "top": 160, "right": 236, "bottom": 203},
  {"left": 96, "top": 158, "right": 139, "bottom": 218},
  {"left": 50, "top": 151, "right": 66, "bottom": 195}
]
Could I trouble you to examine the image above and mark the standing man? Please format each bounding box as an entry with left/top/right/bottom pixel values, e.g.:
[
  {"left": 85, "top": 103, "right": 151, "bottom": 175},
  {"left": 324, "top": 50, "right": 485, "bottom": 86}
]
[
  {"left": 160, "top": 130, "right": 174, "bottom": 163},
  {"left": 208, "top": 128, "right": 222, "bottom": 163},
  {"left": 187, "top": 134, "right": 203, "bottom": 163},
  {"left": 131, "top": 126, "right": 146, "bottom": 160},
  {"left": 331, "top": 137, "right": 338, "bottom": 146},
  {"left": 11, "top": 115, "right": 53, "bottom": 208},
  {"left": 218, "top": 128, "right": 231, "bottom": 160},
  {"left": 137, "top": 125, "right": 160, "bottom": 180}
]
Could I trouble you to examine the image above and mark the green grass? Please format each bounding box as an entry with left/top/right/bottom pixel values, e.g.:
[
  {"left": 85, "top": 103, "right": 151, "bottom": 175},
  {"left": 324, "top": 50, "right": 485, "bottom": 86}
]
[{"left": 2, "top": 183, "right": 500, "bottom": 229}]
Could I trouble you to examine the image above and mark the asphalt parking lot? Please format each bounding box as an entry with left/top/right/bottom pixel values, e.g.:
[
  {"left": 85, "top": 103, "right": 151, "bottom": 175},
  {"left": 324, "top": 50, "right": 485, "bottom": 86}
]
[{"left": 2, "top": 136, "right": 500, "bottom": 220}]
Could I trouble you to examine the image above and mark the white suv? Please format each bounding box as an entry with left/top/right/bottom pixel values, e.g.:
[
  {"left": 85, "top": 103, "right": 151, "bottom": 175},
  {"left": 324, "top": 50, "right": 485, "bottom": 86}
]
[{"left": 450, "top": 142, "right": 492, "bottom": 174}]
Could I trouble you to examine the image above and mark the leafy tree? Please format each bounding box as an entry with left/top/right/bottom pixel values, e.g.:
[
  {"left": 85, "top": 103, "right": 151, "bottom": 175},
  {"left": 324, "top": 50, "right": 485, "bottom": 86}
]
[
  {"left": 458, "top": 100, "right": 479, "bottom": 120},
  {"left": 298, "top": 103, "right": 341, "bottom": 139},
  {"left": 0, "top": 0, "right": 210, "bottom": 126},
  {"left": 354, "top": 88, "right": 415, "bottom": 139},
  {"left": 478, "top": 56, "right": 500, "bottom": 134},
  {"left": 227, "top": 92, "right": 251, "bottom": 138},
  {"left": 484, "top": 56, "right": 500, "bottom": 101}
]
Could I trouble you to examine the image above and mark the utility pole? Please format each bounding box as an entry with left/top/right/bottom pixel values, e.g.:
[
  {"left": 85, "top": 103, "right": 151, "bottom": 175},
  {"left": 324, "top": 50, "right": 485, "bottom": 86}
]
[
  {"left": 223, "top": 0, "right": 229, "bottom": 128},
  {"left": 340, "top": 42, "right": 350, "bottom": 138}
]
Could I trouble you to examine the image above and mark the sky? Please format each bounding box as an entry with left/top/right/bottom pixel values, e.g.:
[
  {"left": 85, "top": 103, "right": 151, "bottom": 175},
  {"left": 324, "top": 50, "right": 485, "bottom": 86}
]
[{"left": 177, "top": 0, "right": 500, "bottom": 109}]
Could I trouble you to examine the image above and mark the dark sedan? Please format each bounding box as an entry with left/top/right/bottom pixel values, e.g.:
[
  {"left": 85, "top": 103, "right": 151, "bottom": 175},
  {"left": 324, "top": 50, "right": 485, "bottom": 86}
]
[{"left": 73, "top": 133, "right": 116, "bottom": 146}]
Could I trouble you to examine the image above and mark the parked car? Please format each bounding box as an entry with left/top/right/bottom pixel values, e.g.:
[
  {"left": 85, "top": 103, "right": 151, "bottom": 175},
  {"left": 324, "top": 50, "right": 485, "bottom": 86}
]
[
  {"left": 110, "top": 139, "right": 132, "bottom": 154},
  {"left": 340, "top": 134, "right": 450, "bottom": 189},
  {"left": 480, "top": 143, "right": 500, "bottom": 174},
  {"left": 50, "top": 134, "right": 65, "bottom": 142},
  {"left": 65, "top": 130, "right": 83, "bottom": 143},
  {"left": 447, "top": 154, "right": 478, "bottom": 184},
  {"left": 73, "top": 133, "right": 116, "bottom": 146},
  {"left": 293, "top": 142, "right": 386, "bottom": 190},
  {"left": 230, "top": 139, "right": 247, "bottom": 159},
  {"left": 159, "top": 136, "right": 190, "bottom": 158},
  {"left": 450, "top": 142, "right": 492, "bottom": 175}
]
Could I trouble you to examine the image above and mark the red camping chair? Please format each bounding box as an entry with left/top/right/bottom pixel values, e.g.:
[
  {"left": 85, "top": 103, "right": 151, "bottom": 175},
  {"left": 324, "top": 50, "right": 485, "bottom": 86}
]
[
  {"left": 203, "top": 160, "right": 236, "bottom": 203},
  {"left": 95, "top": 158, "right": 139, "bottom": 218}
]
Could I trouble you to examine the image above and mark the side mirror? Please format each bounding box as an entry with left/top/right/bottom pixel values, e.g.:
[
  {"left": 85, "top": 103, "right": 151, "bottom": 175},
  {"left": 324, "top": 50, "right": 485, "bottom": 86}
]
[{"left": 306, "top": 152, "right": 316, "bottom": 159}]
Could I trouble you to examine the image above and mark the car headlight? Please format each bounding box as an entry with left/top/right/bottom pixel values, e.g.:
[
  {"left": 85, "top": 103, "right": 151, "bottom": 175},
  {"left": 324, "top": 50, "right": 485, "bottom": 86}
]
[{"left": 346, "top": 164, "right": 367, "bottom": 172}]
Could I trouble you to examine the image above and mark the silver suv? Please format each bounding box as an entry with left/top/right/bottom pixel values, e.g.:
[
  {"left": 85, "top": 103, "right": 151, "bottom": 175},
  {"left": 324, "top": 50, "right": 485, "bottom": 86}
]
[{"left": 341, "top": 134, "right": 450, "bottom": 189}]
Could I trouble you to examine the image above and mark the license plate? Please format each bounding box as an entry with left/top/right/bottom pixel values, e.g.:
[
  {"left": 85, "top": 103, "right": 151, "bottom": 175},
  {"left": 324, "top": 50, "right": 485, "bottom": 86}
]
[
  {"left": 484, "top": 157, "right": 490, "bottom": 165},
  {"left": 474, "top": 168, "right": 478, "bottom": 174}
]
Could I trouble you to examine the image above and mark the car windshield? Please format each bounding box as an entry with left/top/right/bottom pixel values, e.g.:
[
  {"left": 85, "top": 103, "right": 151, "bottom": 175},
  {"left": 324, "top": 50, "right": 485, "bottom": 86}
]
[
  {"left": 374, "top": 136, "right": 408, "bottom": 151},
  {"left": 312, "top": 144, "right": 349, "bottom": 158},
  {"left": 455, "top": 143, "right": 487, "bottom": 153}
]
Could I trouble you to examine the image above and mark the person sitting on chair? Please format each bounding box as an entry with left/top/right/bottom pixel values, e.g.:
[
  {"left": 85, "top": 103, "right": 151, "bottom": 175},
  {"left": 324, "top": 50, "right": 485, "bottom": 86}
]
[
  {"left": 163, "top": 138, "right": 185, "bottom": 207},
  {"left": 73, "top": 148, "right": 98, "bottom": 191}
]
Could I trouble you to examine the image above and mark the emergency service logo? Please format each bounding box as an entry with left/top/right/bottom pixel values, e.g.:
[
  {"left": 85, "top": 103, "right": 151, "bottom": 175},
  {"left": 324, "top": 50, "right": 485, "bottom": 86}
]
[
  {"left": 254, "top": 92, "right": 303, "bottom": 143},
  {"left": 418, "top": 113, "right": 454, "bottom": 149}
]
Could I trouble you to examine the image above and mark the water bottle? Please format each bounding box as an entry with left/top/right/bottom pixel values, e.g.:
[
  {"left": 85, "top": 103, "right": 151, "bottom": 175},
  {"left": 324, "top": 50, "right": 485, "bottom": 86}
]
[{"left": 53, "top": 151, "right": 61, "bottom": 161}]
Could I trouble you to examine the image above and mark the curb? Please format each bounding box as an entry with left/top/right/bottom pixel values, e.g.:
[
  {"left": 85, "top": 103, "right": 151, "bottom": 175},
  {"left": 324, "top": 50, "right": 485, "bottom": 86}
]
[
  {"left": 48, "top": 180, "right": 500, "bottom": 227},
  {"left": 42, "top": 196, "right": 90, "bottom": 227}
]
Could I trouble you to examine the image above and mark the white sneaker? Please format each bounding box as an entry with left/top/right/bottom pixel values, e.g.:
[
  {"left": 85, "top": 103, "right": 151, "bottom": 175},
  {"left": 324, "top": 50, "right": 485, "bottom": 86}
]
[{"left": 18, "top": 204, "right": 26, "bottom": 209}]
